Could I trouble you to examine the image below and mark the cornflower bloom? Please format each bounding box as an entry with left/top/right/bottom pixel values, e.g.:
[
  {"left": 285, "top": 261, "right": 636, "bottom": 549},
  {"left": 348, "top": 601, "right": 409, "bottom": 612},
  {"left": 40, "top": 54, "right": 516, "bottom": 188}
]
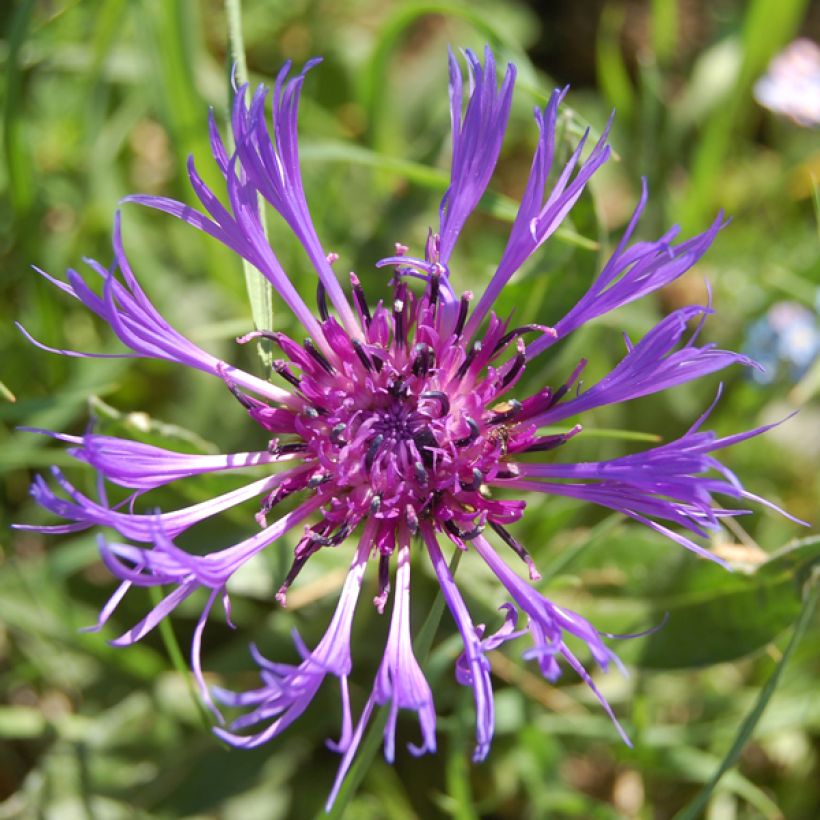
[{"left": 18, "top": 47, "right": 798, "bottom": 807}]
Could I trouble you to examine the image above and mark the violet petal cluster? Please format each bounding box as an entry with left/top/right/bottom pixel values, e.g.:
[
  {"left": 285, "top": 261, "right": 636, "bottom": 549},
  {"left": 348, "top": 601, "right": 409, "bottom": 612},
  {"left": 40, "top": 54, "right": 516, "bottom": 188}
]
[{"left": 19, "top": 47, "right": 798, "bottom": 807}]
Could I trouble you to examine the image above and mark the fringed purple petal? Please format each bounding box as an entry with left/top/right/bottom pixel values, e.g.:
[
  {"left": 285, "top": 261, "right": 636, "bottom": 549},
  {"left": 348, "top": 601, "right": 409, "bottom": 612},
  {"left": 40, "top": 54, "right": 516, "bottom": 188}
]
[
  {"left": 213, "top": 521, "right": 373, "bottom": 749},
  {"left": 439, "top": 47, "right": 516, "bottom": 266},
  {"left": 422, "top": 521, "right": 494, "bottom": 762},
  {"left": 527, "top": 207, "right": 726, "bottom": 358},
  {"left": 232, "top": 63, "right": 358, "bottom": 335},
  {"left": 472, "top": 535, "right": 631, "bottom": 745},
  {"left": 19, "top": 465, "right": 312, "bottom": 542},
  {"left": 533, "top": 306, "right": 757, "bottom": 424},
  {"left": 466, "top": 90, "right": 611, "bottom": 337}
]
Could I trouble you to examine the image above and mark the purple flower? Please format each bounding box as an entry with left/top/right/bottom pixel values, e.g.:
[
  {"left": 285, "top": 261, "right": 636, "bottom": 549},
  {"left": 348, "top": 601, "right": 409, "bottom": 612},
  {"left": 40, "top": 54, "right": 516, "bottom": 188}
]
[{"left": 18, "top": 48, "right": 801, "bottom": 808}]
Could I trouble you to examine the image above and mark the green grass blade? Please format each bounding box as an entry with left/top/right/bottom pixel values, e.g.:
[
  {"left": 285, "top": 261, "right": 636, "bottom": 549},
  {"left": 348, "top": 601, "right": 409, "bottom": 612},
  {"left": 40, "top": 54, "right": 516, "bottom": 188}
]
[
  {"left": 3, "top": 0, "right": 37, "bottom": 222},
  {"left": 674, "top": 578, "right": 819, "bottom": 820}
]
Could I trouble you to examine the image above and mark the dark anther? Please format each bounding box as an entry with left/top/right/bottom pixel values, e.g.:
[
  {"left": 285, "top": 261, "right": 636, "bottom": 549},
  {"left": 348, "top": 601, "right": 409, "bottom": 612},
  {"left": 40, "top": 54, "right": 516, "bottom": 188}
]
[
  {"left": 444, "top": 519, "right": 484, "bottom": 542},
  {"left": 351, "top": 339, "right": 373, "bottom": 372},
  {"left": 405, "top": 504, "right": 419, "bottom": 534},
  {"left": 351, "top": 273, "right": 371, "bottom": 326},
  {"left": 316, "top": 281, "right": 329, "bottom": 321},
  {"left": 304, "top": 406, "right": 319, "bottom": 419},
  {"left": 275, "top": 552, "right": 311, "bottom": 606},
  {"left": 489, "top": 399, "right": 522, "bottom": 425},
  {"left": 365, "top": 434, "right": 384, "bottom": 472},
  {"left": 523, "top": 435, "right": 570, "bottom": 453},
  {"left": 453, "top": 417, "right": 480, "bottom": 447},
  {"left": 273, "top": 360, "right": 302, "bottom": 388},
  {"left": 546, "top": 359, "right": 588, "bottom": 408},
  {"left": 489, "top": 521, "right": 533, "bottom": 565},
  {"left": 412, "top": 343, "right": 434, "bottom": 377},
  {"left": 456, "top": 341, "right": 482, "bottom": 380},
  {"left": 389, "top": 377, "right": 408, "bottom": 398},
  {"left": 414, "top": 461, "right": 429, "bottom": 487},
  {"left": 276, "top": 441, "right": 308, "bottom": 455},
  {"left": 328, "top": 523, "right": 353, "bottom": 547},
  {"left": 494, "top": 465, "right": 520, "bottom": 479},
  {"left": 491, "top": 324, "right": 544, "bottom": 356},
  {"left": 374, "top": 552, "right": 391, "bottom": 613},
  {"left": 419, "top": 391, "right": 450, "bottom": 417},
  {"left": 308, "top": 522, "right": 352, "bottom": 548},
  {"left": 419, "top": 490, "right": 443, "bottom": 518},
  {"left": 371, "top": 352, "right": 384, "bottom": 373},
  {"left": 224, "top": 380, "right": 256, "bottom": 410},
  {"left": 500, "top": 352, "right": 526, "bottom": 388},
  {"left": 370, "top": 494, "right": 382, "bottom": 515},
  {"left": 331, "top": 423, "right": 347, "bottom": 446},
  {"left": 412, "top": 427, "right": 438, "bottom": 467},
  {"left": 547, "top": 383, "right": 570, "bottom": 409},
  {"left": 308, "top": 472, "right": 331, "bottom": 488},
  {"left": 460, "top": 468, "right": 484, "bottom": 491},
  {"left": 393, "top": 296, "right": 405, "bottom": 348},
  {"left": 304, "top": 338, "right": 335, "bottom": 375},
  {"left": 452, "top": 292, "right": 471, "bottom": 339},
  {"left": 428, "top": 267, "right": 440, "bottom": 309}
]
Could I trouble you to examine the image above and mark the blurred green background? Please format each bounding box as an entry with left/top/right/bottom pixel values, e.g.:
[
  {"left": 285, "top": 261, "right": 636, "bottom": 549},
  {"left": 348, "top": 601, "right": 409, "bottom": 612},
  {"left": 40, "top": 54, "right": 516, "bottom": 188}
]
[{"left": 1, "top": 0, "right": 819, "bottom": 818}]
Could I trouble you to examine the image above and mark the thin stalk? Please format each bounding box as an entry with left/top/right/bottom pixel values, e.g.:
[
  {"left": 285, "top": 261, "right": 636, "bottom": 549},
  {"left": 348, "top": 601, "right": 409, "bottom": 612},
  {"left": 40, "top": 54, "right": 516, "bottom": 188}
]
[{"left": 225, "top": 0, "right": 275, "bottom": 367}]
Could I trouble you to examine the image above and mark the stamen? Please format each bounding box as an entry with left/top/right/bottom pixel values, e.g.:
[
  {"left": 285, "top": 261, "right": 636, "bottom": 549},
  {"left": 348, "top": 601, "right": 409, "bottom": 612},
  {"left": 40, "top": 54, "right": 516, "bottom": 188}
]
[
  {"left": 223, "top": 379, "right": 257, "bottom": 411},
  {"left": 452, "top": 291, "right": 473, "bottom": 338},
  {"left": 454, "top": 417, "right": 480, "bottom": 447},
  {"left": 273, "top": 360, "right": 302, "bottom": 389},
  {"left": 370, "top": 494, "right": 382, "bottom": 514},
  {"left": 350, "top": 273, "right": 372, "bottom": 326},
  {"left": 456, "top": 341, "right": 482, "bottom": 379},
  {"left": 412, "top": 343, "right": 434, "bottom": 377},
  {"left": 492, "top": 324, "right": 548, "bottom": 357},
  {"left": 304, "top": 338, "right": 335, "bottom": 374},
  {"left": 419, "top": 391, "right": 450, "bottom": 417},
  {"left": 547, "top": 359, "right": 588, "bottom": 409},
  {"left": 444, "top": 519, "right": 485, "bottom": 543},
  {"left": 316, "top": 281, "right": 329, "bottom": 321},
  {"left": 494, "top": 464, "right": 520, "bottom": 479},
  {"left": 365, "top": 434, "right": 384, "bottom": 472},
  {"left": 460, "top": 468, "right": 484, "bottom": 491},
  {"left": 500, "top": 348, "right": 526, "bottom": 388},
  {"left": 489, "top": 399, "right": 522, "bottom": 424},
  {"left": 374, "top": 552, "right": 391, "bottom": 614},
  {"left": 276, "top": 441, "right": 309, "bottom": 455},
  {"left": 351, "top": 339, "right": 373, "bottom": 372},
  {"left": 275, "top": 551, "right": 313, "bottom": 606},
  {"left": 428, "top": 267, "right": 440, "bottom": 310},
  {"left": 308, "top": 472, "right": 331, "bottom": 488},
  {"left": 521, "top": 424, "right": 583, "bottom": 453},
  {"left": 489, "top": 521, "right": 541, "bottom": 581},
  {"left": 331, "top": 423, "right": 347, "bottom": 446},
  {"left": 389, "top": 377, "right": 408, "bottom": 398},
  {"left": 412, "top": 427, "right": 438, "bottom": 465},
  {"left": 405, "top": 504, "right": 419, "bottom": 534},
  {"left": 393, "top": 294, "right": 406, "bottom": 348},
  {"left": 414, "top": 461, "right": 429, "bottom": 486}
]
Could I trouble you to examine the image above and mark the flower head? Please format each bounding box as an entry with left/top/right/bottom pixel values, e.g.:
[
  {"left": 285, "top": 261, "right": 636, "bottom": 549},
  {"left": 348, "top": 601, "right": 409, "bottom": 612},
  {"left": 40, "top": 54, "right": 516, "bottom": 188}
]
[{"left": 19, "top": 47, "right": 800, "bottom": 807}]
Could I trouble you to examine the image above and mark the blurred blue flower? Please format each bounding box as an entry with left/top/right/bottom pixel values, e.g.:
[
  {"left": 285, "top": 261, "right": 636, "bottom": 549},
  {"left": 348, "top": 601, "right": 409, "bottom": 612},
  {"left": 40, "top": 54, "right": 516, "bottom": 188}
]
[{"left": 743, "top": 299, "right": 819, "bottom": 384}]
